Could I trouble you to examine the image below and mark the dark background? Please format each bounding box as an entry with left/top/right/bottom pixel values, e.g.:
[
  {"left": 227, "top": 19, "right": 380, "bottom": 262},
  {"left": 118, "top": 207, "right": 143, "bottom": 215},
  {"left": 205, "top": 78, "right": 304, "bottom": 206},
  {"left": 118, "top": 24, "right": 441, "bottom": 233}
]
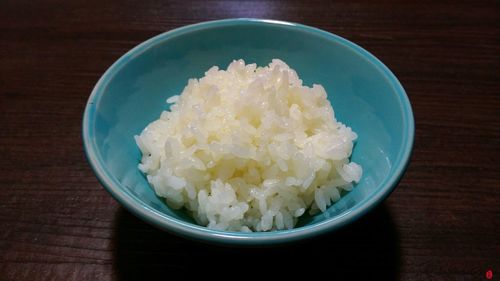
[{"left": 1, "top": 1, "right": 498, "bottom": 280}]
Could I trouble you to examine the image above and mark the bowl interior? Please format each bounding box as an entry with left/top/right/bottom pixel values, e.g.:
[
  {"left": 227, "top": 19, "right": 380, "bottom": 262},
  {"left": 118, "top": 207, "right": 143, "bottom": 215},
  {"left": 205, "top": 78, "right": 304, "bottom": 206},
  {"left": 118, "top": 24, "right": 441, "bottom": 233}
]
[{"left": 85, "top": 20, "right": 412, "bottom": 238}]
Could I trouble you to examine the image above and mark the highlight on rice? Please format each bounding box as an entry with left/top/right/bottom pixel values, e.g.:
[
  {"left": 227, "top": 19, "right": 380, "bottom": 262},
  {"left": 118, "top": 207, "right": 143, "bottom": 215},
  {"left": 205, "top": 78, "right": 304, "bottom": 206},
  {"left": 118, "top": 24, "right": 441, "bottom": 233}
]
[{"left": 135, "top": 59, "right": 362, "bottom": 232}]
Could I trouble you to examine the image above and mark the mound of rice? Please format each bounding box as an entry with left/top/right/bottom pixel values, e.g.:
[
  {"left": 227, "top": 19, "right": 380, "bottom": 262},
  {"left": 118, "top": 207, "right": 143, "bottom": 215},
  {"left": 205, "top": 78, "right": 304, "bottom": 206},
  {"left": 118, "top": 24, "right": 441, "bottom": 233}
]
[{"left": 135, "top": 59, "right": 362, "bottom": 232}]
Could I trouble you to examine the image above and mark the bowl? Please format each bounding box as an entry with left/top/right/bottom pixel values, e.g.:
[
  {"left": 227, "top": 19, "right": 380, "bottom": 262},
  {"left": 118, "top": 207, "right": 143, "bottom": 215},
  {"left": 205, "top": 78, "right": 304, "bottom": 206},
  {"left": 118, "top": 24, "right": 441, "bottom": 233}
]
[{"left": 83, "top": 19, "right": 414, "bottom": 245}]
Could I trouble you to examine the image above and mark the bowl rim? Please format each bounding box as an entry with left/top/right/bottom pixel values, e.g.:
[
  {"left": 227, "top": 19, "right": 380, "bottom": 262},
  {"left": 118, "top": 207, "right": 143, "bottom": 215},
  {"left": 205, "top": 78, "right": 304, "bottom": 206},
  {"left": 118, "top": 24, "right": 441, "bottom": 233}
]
[{"left": 82, "top": 18, "right": 415, "bottom": 245}]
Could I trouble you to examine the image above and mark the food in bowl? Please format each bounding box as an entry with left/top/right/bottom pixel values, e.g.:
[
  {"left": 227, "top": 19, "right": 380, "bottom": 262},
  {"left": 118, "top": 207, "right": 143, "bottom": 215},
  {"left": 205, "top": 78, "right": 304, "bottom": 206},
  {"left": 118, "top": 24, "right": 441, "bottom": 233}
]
[{"left": 135, "top": 59, "right": 362, "bottom": 232}]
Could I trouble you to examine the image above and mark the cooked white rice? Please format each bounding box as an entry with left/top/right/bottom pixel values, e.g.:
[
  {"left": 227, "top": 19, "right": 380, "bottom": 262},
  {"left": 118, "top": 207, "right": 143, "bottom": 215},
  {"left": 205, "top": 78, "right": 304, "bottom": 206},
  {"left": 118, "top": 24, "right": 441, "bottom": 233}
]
[{"left": 135, "top": 59, "right": 362, "bottom": 232}]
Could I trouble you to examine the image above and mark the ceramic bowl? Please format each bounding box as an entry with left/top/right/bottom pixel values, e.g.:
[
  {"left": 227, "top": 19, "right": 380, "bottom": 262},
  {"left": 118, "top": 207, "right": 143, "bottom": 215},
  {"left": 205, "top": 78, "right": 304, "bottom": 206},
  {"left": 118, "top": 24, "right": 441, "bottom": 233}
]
[{"left": 83, "top": 19, "right": 414, "bottom": 245}]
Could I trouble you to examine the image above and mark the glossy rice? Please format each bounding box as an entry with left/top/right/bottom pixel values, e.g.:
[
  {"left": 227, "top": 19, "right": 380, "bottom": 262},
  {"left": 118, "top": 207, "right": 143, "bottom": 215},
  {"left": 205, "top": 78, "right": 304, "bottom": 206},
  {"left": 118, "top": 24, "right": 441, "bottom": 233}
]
[{"left": 135, "top": 59, "right": 362, "bottom": 232}]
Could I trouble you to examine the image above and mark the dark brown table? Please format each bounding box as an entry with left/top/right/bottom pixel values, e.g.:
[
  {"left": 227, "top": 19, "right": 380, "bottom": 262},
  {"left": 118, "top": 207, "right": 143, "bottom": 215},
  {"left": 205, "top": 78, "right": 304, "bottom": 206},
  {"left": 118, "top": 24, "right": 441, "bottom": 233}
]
[{"left": 1, "top": 1, "right": 498, "bottom": 280}]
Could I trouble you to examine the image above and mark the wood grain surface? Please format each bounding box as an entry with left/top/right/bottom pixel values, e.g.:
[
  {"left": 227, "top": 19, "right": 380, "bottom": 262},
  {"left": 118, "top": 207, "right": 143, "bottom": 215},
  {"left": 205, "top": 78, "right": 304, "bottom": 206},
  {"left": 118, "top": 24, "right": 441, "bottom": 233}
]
[{"left": 1, "top": 0, "right": 498, "bottom": 280}]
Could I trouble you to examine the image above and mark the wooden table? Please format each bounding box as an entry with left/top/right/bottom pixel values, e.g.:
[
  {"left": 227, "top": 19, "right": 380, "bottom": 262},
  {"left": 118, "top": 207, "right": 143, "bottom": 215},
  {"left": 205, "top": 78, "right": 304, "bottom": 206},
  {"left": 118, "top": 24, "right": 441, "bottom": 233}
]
[{"left": 1, "top": 1, "right": 498, "bottom": 280}]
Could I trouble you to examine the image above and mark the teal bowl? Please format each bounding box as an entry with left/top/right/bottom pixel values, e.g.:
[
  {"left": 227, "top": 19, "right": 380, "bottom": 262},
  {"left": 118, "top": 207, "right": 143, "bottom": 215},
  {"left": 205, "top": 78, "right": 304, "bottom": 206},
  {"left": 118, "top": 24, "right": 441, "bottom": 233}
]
[{"left": 83, "top": 19, "right": 414, "bottom": 245}]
